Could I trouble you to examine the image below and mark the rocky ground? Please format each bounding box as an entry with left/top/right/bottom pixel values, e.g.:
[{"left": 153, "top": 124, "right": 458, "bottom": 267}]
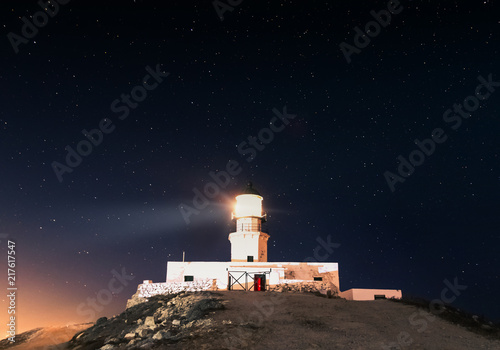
[{"left": 2, "top": 291, "right": 500, "bottom": 350}]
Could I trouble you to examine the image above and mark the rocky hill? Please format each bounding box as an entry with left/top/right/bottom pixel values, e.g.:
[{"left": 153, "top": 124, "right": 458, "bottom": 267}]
[
  {"left": 2, "top": 291, "right": 500, "bottom": 350},
  {"left": 0, "top": 324, "right": 92, "bottom": 350}
]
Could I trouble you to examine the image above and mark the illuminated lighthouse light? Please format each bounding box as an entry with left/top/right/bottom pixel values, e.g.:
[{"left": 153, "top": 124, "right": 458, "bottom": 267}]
[{"left": 234, "top": 194, "right": 262, "bottom": 218}]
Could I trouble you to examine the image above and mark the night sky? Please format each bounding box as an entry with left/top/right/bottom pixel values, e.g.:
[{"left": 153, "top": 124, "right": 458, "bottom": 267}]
[{"left": 1, "top": 0, "right": 499, "bottom": 335}]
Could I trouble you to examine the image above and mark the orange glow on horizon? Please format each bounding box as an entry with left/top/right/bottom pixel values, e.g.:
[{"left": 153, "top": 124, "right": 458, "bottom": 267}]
[{"left": 0, "top": 273, "right": 128, "bottom": 340}]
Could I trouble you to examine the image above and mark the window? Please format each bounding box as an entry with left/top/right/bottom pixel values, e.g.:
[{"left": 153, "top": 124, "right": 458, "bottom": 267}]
[
  {"left": 374, "top": 295, "right": 386, "bottom": 300},
  {"left": 184, "top": 275, "right": 194, "bottom": 282},
  {"left": 247, "top": 256, "right": 254, "bottom": 262},
  {"left": 313, "top": 277, "right": 323, "bottom": 281}
]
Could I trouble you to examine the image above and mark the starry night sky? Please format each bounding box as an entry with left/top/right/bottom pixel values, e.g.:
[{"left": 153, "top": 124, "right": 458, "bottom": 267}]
[{"left": 1, "top": 0, "right": 499, "bottom": 334}]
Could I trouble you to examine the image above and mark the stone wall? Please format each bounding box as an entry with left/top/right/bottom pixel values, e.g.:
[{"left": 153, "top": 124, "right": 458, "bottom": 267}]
[
  {"left": 127, "top": 280, "right": 217, "bottom": 308},
  {"left": 269, "top": 280, "right": 339, "bottom": 296},
  {"left": 127, "top": 277, "right": 339, "bottom": 308},
  {"left": 135, "top": 279, "right": 338, "bottom": 298},
  {"left": 138, "top": 279, "right": 216, "bottom": 298}
]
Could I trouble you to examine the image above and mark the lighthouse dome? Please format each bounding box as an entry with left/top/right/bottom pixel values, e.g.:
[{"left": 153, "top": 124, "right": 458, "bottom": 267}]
[{"left": 241, "top": 181, "right": 261, "bottom": 196}]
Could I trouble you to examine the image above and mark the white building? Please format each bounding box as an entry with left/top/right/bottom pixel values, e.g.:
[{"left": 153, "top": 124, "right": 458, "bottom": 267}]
[{"left": 136, "top": 182, "right": 401, "bottom": 300}]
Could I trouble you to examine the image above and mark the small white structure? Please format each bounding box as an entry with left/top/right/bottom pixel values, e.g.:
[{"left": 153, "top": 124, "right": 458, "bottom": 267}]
[
  {"left": 135, "top": 182, "right": 401, "bottom": 300},
  {"left": 340, "top": 288, "right": 402, "bottom": 300},
  {"left": 164, "top": 261, "right": 339, "bottom": 292}
]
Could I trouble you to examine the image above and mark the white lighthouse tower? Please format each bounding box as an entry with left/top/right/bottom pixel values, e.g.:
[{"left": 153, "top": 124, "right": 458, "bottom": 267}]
[{"left": 228, "top": 182, "right": 270, "bottom": 262}]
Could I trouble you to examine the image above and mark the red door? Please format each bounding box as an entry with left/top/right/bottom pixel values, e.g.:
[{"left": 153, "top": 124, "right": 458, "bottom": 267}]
[{"left": 254, "top": 274, "right": 266, "bottom": 291}]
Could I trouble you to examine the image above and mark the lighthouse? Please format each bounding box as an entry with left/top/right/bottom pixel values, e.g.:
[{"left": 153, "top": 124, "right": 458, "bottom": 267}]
[
  {"left": 228, "top": 182, "right": 270, "bottom": 262},
  {"left": 136, "top": 180, "right": 401, "bottom": 300}
]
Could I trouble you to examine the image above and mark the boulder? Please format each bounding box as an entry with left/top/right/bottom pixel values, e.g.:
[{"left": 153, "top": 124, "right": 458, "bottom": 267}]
[
  {"left": 144, "top": 316, "right": 155, "bottom": 327},
  {"left": 152, "top": 330, "right": 173, "bottom": 340},
  {"left": 137, "top": 327, "right": 152, "bottom": 338}
]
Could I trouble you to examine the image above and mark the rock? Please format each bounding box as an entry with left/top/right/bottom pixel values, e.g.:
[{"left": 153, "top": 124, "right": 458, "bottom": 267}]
[
  {"left": 184, "top": 320, "right": 196, "bottom": 328},
  {"left": 155, "top": 307, "right": 172, "bottom": 322},
  {"left": 128, "top": 338, "right": 140, "bottom": 346},
  {"left": 126, "top": 290, "right": 148, "bottom": 309},
  {"left": 68, "top": 292, "right": 225, "bottom": 349},
  {"left": 124, "top": 332, "right": 136, "bottom": 340},
  {"left": 152, "top": 330, "right": 172, "bottom": 340},
  {"left": 104, "top": 337, "right": 120, "bottom": 344},
  {"left": 96, "top": 317, "right": 108, "bottom": 326},
  {"left": 135, "top": 338, "right": 155, "bottom": 349},
  {"left": 98, "top": 345, "right": 115, "bottom": 350},
  {"left": 144, "top": 316, "right": 155, "bottom": 327},
  {"left": 137, "top": 327, "right": 152, "bottom": 338},
  {"left": 195, "top": 319, "right": 213, "bottom": 330}
]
